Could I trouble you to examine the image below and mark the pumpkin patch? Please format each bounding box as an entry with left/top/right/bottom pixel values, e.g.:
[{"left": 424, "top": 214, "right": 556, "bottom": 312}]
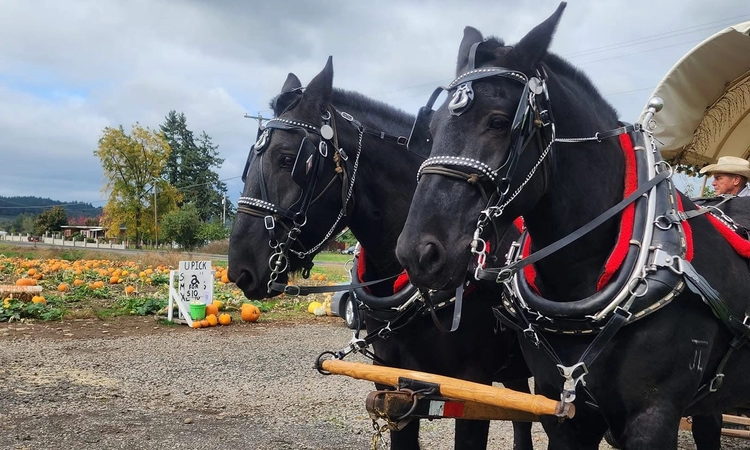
[{"left": 0, "top": 244, "right": 347, "bottom": 325}]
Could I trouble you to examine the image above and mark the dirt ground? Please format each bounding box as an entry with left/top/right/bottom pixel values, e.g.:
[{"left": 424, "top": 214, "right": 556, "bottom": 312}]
[{"left": 0, "top": 316, "right": 747, "bottom": 449}]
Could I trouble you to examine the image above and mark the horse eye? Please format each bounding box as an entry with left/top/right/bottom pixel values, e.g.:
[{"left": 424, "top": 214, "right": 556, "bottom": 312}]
[
  {"left": 489, "top": 116, "right": 510, "bottom": 129},
  {"left": 280, "top": 155, "right": 295, "bottom": 168}
]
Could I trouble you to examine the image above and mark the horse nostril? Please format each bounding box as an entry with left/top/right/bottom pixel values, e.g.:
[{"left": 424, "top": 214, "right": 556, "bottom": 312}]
[
  {"left": 418, "top": 239, "right": 446, "bottom": 270},
  {"left": 233, "top": 270, "right": 257, "bottom": 295}
]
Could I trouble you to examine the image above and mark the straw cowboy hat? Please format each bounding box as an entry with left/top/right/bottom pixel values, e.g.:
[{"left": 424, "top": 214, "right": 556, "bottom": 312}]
[{"left": 699, "top": 156, "right": 750, "bottom": 178}]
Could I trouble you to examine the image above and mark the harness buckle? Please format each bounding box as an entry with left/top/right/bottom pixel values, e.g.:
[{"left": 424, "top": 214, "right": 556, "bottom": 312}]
[
  {"left": 523, "top": 324, "right": 540, "bottom": 347},
  {"left": 378, "top": 323, "right": 392, "bottom": 339},
  {"left": 650, "top": 248, "right": 684, "bottom": 275},
  {"left": 284, "top": 284, "right": 301, "bottom": 296},
  {"left": 396, "top": 136, "right": 409, "bottom": 146},
  {"left": 538, "top": 110, "right": 551, "bottom": 127},
  {"left": 337, "top": 147, "right": 349, "bottom": 161},
  {"left": 495, "top": 268, "right": 514, "bottom": 284},
  {"left": 319, "top": 141, "right": 328, "bottom": 157},
  {"left": 340, "top": 111, "right": 354, "bottom": 122},
  {"left": 557, "top": 362, "right": 589, "bottom": 404},
  {"left": 709, "top": 373, "right": 725, "bottom": 393},
  {"left": 264, "top": 215, "right": 275, "bottom": 230}
]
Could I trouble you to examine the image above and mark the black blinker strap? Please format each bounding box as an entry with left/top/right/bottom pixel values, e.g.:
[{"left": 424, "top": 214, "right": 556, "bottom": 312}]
[{"left": 478, "top": 170, "right": 669, "bottom": 282}]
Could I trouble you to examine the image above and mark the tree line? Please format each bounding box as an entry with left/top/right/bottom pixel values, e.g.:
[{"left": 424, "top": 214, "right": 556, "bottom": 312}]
[
  {"left": 0, "top": 111, "right": 235, "bottom": 252},
  {"left": 0, "top": 197, "right": 101, "bottom": 217},
  {"left": 94, "top": 111, "right": 235, "bottom": 250}
]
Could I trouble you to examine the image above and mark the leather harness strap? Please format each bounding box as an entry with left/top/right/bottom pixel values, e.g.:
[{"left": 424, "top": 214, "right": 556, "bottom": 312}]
[{"left": 476, "top": 170, "right": 669, "bottom": 283}]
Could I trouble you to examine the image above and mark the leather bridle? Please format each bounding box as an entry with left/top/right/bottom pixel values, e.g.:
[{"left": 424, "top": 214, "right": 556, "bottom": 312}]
[
  {"left": 237, "top": 101, "right": 409, "bottom": 295},
  {"left": 407, "top": 41, "right": 555, "bottom": 265}
]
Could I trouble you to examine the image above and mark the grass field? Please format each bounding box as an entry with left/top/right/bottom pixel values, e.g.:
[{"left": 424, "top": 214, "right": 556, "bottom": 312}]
[{"left": 312, "top": 252, "right": 354, "bottom": 264}]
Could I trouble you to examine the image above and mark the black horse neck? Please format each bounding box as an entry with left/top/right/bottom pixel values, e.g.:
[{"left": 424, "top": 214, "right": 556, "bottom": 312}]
[
  {"left": 522, "top": 60, "right": 625, "bottom": 300},
  {"left": 331, "top": 90, "right": 419, "bottom": 284}
]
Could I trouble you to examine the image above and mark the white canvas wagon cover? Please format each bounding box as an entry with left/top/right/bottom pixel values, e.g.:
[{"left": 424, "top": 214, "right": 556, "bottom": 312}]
[{"left": 639, "top": 21, "right": 750, "bottom": 167}]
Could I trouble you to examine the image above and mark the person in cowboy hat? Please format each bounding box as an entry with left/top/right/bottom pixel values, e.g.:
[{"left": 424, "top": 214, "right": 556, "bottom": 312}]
[{"left": 700, "top": 156, "right": 750, "bottom": 197}]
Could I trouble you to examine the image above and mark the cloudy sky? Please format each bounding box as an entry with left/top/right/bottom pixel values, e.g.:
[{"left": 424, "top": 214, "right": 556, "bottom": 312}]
[{"left": 2, "top": 0, "right": 748, "bottom": 210}]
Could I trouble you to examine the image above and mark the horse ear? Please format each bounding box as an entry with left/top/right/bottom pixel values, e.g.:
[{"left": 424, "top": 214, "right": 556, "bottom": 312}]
[
  {"left": 272, "top": 73, "right": 303, "bottom": 116},
  {"left": 303, "top": 56, "right": 334, "bottom": 112},
  {"left": 456, "top": 26, "right": 484, "bottom": 75},
  {"left": 281, "top": 73, "right": 302, "bottom": 93},
  {"left": 512, "top": 2, "right": 566, "bottom": 69}
]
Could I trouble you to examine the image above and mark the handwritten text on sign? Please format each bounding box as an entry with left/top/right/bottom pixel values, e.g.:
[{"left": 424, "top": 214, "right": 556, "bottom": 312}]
[{"left": 178, "top": 260, "right": 212, "bottom": 304}]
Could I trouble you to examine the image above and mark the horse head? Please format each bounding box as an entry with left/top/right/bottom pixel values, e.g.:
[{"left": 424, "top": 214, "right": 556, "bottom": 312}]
[
  {"left": 228, "top": 58, "right": 348, "bottom": 298},
  {"left": 397, "top": 3, "right": 568, "bottom": 290}
]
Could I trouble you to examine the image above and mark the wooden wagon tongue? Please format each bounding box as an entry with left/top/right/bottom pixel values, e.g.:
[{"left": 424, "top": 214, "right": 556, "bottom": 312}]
[{"left": 319, "top": 359, "right": 574, "bottom": 424}]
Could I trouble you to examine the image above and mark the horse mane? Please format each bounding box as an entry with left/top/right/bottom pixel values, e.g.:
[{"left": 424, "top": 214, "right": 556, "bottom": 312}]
[
  {"left": 542, "top": 52, "right": 619, "bottom": 120},
  {"left": 476, "top": 36, "right": 619, "bottom": 121},
  {"left": 331, "top": 88, "right": 415, "bottom": 134},
  {"left": 268, "top": 88, "right": 415, "bottom": 134}
]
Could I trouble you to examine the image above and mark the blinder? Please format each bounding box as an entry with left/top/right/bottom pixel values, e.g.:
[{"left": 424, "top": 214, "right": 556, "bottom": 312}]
[
  {"left": 413, "top": 62, "right": 551, "bottom": 193},
  {"left": 292, "top": 136, "right": 319, "bottom": 187},
  {"left": 242, "top": 127, "right": 271, "bottom": 183},
  {"left": 407, "top": 87, "right": 447, "bottom": 159}
]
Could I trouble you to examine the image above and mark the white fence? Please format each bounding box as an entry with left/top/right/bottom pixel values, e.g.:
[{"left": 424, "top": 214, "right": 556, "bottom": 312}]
[{"left": 0, "top": 233, "right": 126, "bottom": 250}]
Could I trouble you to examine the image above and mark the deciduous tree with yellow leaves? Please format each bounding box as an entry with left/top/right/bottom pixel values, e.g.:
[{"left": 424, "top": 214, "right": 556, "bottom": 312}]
[{"left": 95, "top": 123, "right": 180, "bottom": 248}]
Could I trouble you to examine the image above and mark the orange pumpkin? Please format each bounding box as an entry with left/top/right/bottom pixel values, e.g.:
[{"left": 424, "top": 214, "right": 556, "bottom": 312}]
[
  {"left": 199, "top": 319, "right": 209, "bottom": 328},
  {"left": 218, "top": 313, "right": 231, "bottom": 325},
  {"left": 124, "top": 286, "right": 135, "bottom": 294},
  {"left": 191, "top": 321, "right": 202, "bottom": 328},
  {"left": 15, "top": 278, "right": 36, "bottom": 286},
  {"left": 31, "top": 296, "right": 46, "bottom": 305},
  {"left": 241, "top": 304, "right": 261, "bottom": 322},
  {"left": 205, "top": 314, "right": 218, "bottom": 327},
  {"left": 73, "top": 279, "right": 85, "bottom": 287},
  {"left": 205, "top": 303, "right": 219, "bottom": 316},
  {"left": 57, "top": 283, "right": 69, "bottom": 292}
]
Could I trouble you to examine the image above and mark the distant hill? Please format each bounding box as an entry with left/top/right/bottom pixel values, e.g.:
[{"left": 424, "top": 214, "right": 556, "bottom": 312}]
[{"left": 0, "top": 196, "right": 103, "bottom": 218}]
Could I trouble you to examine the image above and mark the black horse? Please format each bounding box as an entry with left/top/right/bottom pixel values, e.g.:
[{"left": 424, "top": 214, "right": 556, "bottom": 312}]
[
  {"left": 228, "top": 58, "right": 532, "bottom": 450},
  {"left": 396, "top": 4, "right": 750, "bottom": 449}
]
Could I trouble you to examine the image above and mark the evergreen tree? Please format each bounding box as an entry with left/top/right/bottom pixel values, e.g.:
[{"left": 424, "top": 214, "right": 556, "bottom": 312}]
[{"left": 159, "top": 111, "right": 231, "bottom": 222}]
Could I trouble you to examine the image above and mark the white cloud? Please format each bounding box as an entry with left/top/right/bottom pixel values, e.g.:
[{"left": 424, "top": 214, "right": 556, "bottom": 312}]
[{"left": 0, "top": 0, "right": 748, "bottom": 206}]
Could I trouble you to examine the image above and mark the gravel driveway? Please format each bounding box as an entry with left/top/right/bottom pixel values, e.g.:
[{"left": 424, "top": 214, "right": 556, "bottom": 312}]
[{"left": 0, "top": 316, "right": 745, "bottom": 449}]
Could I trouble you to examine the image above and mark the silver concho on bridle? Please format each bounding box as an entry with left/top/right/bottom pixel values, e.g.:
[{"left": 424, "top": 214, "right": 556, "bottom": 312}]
[
  {"left": 449, "top": 82, "right": 474, "bottom": 116},
  {"left": 254, "top": 128, "right": 271, "bottom": 152}
]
